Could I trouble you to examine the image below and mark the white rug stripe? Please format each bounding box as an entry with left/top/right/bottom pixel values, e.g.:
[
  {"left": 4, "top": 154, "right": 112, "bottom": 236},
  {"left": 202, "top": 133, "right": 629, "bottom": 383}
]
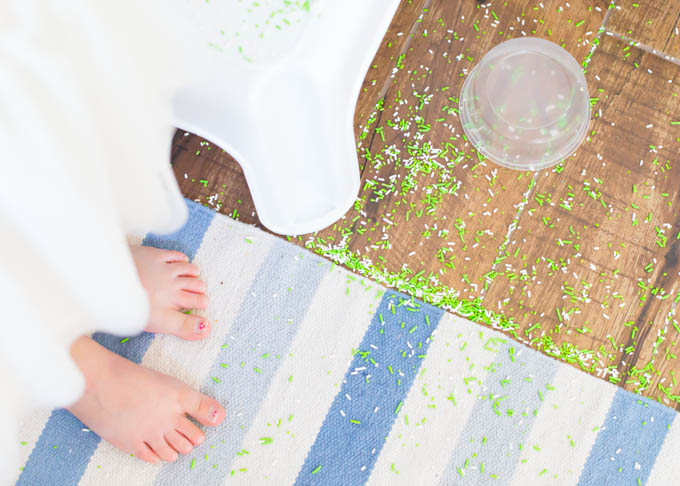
[
  {"left": 139, "top": 218, "right": 276, "bottom": 390},
  {"left": 366, "top": 314, "right": 502, "bottom": 486},
  {"left": 225, "top": 270, "right": 382, "bottom": 485},
  {"left": 78, "top": 219, "right": 273, "bottom": 486},
  {"left": 507, "top": 365, "right": 616, "bottom": 485},
  {"left": 16, "top": 204, "right": 680, "bottom": 485},
  {"left": 78, "top": 441, "right": 157, "bottom": 486},
  {"left": 646, "top": 415, "right": 680, "bottom": 486}
]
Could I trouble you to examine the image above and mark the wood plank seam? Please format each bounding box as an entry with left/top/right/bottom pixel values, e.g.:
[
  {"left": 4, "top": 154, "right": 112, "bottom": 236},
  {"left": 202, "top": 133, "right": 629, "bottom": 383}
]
[
  {"left": 663, "top": 11, "right": 680, "bottom": 49},
  {"left": 169, "top": 0, "right": 680, "bottom": 407},
  {"left": 482, "top": 5, "right": 614, "bottom": 299},
  {"left": 479, "top": 171, "right": 539, "bottom": 298},
  {"left": 605, "top": 30, "right": 680, "bottom": 67},
  {"left": 360, "top": 0, "right": 434, "bottom": 178},
  {"left": 616, "top": 206, "right": 680, "bottom": 404}
]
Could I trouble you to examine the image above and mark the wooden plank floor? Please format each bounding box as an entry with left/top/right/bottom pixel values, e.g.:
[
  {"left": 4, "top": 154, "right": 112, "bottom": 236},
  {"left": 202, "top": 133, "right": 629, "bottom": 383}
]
[
  {"left": 172, "top": 0, "right": 680, "bottom": 408},
  {"left": 607, "top": 0, "right": 680, "bottom": 58}
]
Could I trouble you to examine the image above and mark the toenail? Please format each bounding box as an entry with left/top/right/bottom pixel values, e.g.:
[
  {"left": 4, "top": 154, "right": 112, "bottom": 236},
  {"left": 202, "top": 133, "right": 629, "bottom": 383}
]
[{"left": 195, "top": 321, "right": 206, "bottom": 334}]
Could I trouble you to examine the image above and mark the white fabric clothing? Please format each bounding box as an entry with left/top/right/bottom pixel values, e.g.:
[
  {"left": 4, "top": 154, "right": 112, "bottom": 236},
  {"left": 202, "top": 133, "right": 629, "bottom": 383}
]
[{"left": 0, "top": 0, "right": 202, "bottom": 478}]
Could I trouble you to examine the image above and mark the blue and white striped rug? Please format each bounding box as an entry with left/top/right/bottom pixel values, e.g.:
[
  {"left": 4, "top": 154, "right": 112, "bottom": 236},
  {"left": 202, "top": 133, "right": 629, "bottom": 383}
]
[{"left": 13, "top": 200, "right": 680, "bottom": 486}]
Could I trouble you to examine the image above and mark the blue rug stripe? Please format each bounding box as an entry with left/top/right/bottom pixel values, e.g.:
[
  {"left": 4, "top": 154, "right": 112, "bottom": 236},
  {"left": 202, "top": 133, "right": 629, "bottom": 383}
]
[
  {"left": 16, "top": 409, "right": 100, "bottom": 486},
  {"left": 153, "top": 240, "right": 329, "bottom": 486},
  {"left": 16, "top": 200, "right": 213, "bottom": 486},
  {"left": 294, "top": 290, "right": 445, "bottom": 486},
  {"left": 438, "top": 342, "right": 559, "bottom": 485},
  {"left": 142, "top": 199, "right": 215, "bottom": 261},
  {"left": 578, "top": 388, "right": 675, "bottom": 486}
]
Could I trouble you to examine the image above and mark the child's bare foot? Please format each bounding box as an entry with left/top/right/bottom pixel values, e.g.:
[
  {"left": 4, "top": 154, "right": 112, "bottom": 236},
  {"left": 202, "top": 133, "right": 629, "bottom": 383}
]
[
  {"left": 130, "top": 245, "right": 210, "bottom": 340},
  {"left": 68, "top": 336, "right": 225, "bottom": 463}
]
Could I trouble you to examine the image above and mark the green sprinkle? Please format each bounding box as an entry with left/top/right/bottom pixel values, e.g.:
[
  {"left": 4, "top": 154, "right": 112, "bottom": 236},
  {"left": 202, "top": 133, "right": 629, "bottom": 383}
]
[
  {"left": 311, "top": 465, "right": 322, "bottom": 474},
  {"left": 259, "top": 437, "right": 273, "bottom": 445},
  {"left": 395, "top": 401, "right": 403, "bottom": 414},
  {"left": 119, "top": 337, "right": 129, "bottom": 344},
  {"left": 575, "top": 19, "right": 585, "bottom": 27},
  {"left": 350, "top": 419, "right": 361, "bottom": 424},
  {"left": 211, "top": 376, "right": 221, "bottom": 384}
]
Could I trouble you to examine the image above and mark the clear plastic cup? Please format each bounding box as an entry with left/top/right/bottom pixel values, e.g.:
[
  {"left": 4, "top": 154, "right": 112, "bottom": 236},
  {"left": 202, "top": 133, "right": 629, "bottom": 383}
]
[{"left": 459, "top": 37, "right": 590, "bottom": 171}]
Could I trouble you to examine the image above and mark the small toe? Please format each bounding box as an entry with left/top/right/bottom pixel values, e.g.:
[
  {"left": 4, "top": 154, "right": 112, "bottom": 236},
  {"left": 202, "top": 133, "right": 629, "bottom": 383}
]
[
  {"left": 171, "top": 262, "right": 200, "bottom": 277},
  {"left": 176, "top": 290, "right": 209, "bottom": 310},
  {"left": 136, "top": 443, "right": 161, "bottom": 464},
  {"left": 181, "top": 389, "right": 225, "bottom": 427},
  {"left": 148, "top": 438, "right": 179, "bottom": 462},
  {"left": 165, "top": 429, "right": 194, "bottom": 455},
  {"left": 161, "top": 250, "right": 189, "bottom": 263},
  {"left": 164, "top": 310, "right": 210, "bottom": 340},
  {"left": 176, "top": 416, "right": 205, "bottom": 446},
  {"left": 176, "top": 277, "right": 207, "bottom": 294}
]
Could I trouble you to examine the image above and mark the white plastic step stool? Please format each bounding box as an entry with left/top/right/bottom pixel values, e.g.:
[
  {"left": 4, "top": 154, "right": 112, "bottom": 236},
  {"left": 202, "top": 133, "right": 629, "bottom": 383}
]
[{"left": 173, "top": 0, "right": 401, "bottom": 235}]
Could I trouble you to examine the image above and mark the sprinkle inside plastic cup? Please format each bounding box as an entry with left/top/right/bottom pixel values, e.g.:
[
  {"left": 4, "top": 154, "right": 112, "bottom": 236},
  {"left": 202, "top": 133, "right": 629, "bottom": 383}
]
[{"left": 459, "top": 37, "right": 591, "bottom": 171}]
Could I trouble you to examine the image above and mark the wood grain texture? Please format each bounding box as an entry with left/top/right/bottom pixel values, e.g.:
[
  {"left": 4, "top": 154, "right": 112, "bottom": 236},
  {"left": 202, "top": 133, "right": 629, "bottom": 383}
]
[
  {"left": 483, "top": 33, "right": 680, "bottom": 405},
  {"left": 353, "top": 0, "right": 431, "bottom": 136},
  {"left": 344, "top": 0, "right": 611, "bottom": 302},
  {"left": 170, "top": 0, "right": 680, "bottom": 405},
  {"left": 607, "top": 0, "right": 680, "bottom": 58},
  {"left": 171, "top": 130, "right": 264, "bottom": 228}
]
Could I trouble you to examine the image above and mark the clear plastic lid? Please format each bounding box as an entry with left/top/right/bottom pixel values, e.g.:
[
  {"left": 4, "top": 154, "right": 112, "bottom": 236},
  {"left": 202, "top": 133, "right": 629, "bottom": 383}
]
[{"left": 460, "top": 37, "right": 591, "bottom": 171}]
